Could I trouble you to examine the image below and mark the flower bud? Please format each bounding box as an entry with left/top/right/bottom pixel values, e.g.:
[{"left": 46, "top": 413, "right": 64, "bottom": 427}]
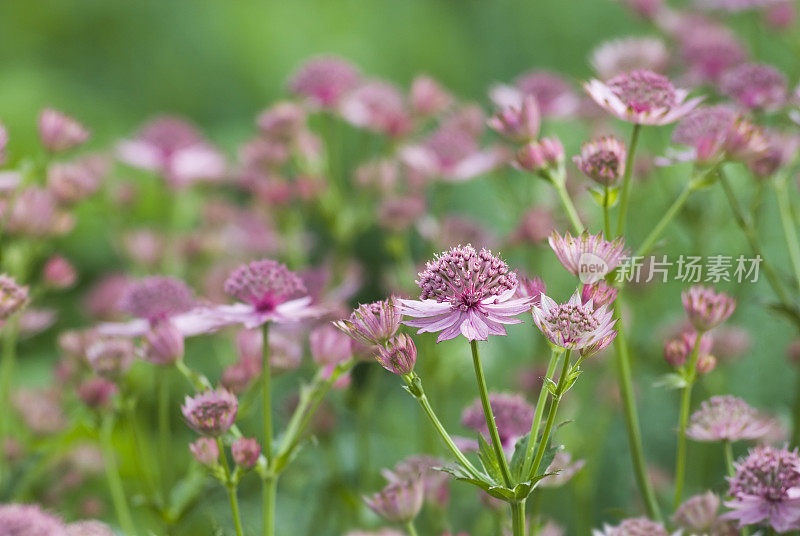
[
  {"left": 682, "top": 286, "right": 736, "bottom": 332},
  {"left": 43, "top": 255, "right": 77, "bottom": 289},
  {"left": 86, "top": 338, "right": 135, "bottom": 379},
  {"left": 0, "top": 275, "right": 28, "bottom": 320},
  {"left": 364, "top": 478, "right": 424, "bottom": 523},
  {"left": 181, "top": 389, "right": 238, "bottom": 436},
  {"left": 695, "top": 353, "right": 717, "bottom": 375},
  {"left": 310, "top": 324, "right": 353, "bottom": 367},
  {"left": 376, "top": 334, "right": 417, "bottom": 375},
  {"left": 581, "top": 280, "right": 618, "bottom": 308},
  {"left": 515, "top": 137, "right": 564, "bottom": 174},
  {"left": 573, "top": 136, "right": 626, "bottom": 186},
  {"left": 77, "top": 377, "right": 118, "bottom": 410},
  {"left": 189, "top": 437, "right": 219, "bottom": 467},
  {"left": 231, "top": 437, "right": 261, "bottom": 469},
  {"left": 488, "top": 95, "right": 540, "bottom": 141},
  {"left": 663, "top": 338, "right": 687, "bottom": 368}
]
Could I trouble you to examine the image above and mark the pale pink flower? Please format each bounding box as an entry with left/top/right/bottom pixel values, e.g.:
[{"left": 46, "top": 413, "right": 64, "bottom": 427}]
[
  {"left": 256, "top": 101, "right": 306, "bottom": 140},
  {"left": 410, "top": 75, "right": 453, "bottom": 117},
  {"left": 720, "top": 63, "right": 788, "bottom": 111},
  {"left": 590, "top": 37, "right": 669, "bottom": 80},
  {"left": 515, "top": 137, "right": 564, "bottom": 173},
  {"left": 765, "top": 1, "right": 795, "bottom": 29},
  {"left": 12, "top": 388, "right": 67, "bottom": 435},
  {"left": 189, "top": 436, "right": 219, "bottom": 467},
  {"left": 548, "top": 231, "right": 626, "bottom": 282},
  {"left": 461, "top": 392, "right": 534, "bottom": 450},
  {"left": 399, "top": 245, "right": 533, "bottom": 342},
  {"left": 573, "top": 136, "right": 626, "bottom": 186},
  {"left": 488, "top": 94, "right": 540, "bottom": 141},
  {"left": 334, "top": 298, "right": 401, "bottom": 346},
  {"left": 584, "top": 70, "right": 702, "bottom": 125},
  {"left": 181, "top": 389, "right": 238, "bottom": 436},
  {"left": 0, "top": 503, "right": 67, "bottom": 536},
  {"left": 364, "top": 478, "right": 424, "bottom": 524},
  {"left": 339, "top": 80, "right": 411, "bottom": 137},
  {"left": 65, "top": 520, "right": 115, "bottom": 536},
  {"left": 86, "top": 338, "right": 135, "bottom": 379},
  {"left": 38, "top": 108, "right": 90, "bottom": 153},
  {"left": 378, "top": 195, "right": 426, "bottom": 232},
  {"left": 288, "top": 55, "right": 361, "bottom": 108},
  {"left": 376, "top": 333, "right": 417, "bottom": 375},
  {"left": 5, "top": 187, "right": 73, "bottom": 236},
  {"left": 687, "top": 395, "right": 774, "bottom": 442},
  {"left": 532, "top": 290, "right": 617, "bottom": 356},
  {"left": 491, "top": 70, "right": 579, "bottom": 117},
  {"left": 540, "top": 451, "right": 586, "bottom": 488},
  {"left": 47, "top": 154, "right": 107, "bottom": 205},
  {"left": 682, "top": 285, "right": 736, "bottom": 332},
  {"left": 231, "top": 437, "right": 260, "bottom": 468},
  {"left": 673, "top": 492, "right": 729, "bottom": 534},
  {"left": 43, "top": 255, "right": 77, "bottom": 289},
  {"left": 592, "top": 517, "right": 673, "bottom": 536},
  {"left": 383, "top": 455, "right": 450, "bottom": 507},
  {"left": 0, "top": 274, "right": 28, "bottom": 320},
  {"left": 679, "top": 24, "right": 746, "bottom": 83},
  {"left": 310, "top": 324, "right": 353, "bottom": 367},
  {"left": 581, "top": 280, "right": 618, "bottom": 308},
  {"left": 77, "top": 377, "right": 118, "bottom": 410},
  {"left": 515, "top": 275, "right": 547, "bottom": 303}
]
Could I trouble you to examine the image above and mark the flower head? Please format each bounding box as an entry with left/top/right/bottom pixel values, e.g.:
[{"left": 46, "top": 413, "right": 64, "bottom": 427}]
[
  {"left": 288, "top": 55, "right": 361, "bottom": 108},
  {"left": 231, "top": 437, "right": 261, "bottom": 469},
  {"left": 121, "top": 276, "right": 195, "bottom": 323},
  {"left": 682, "top": 285, "right": 736, "bottom": 332},
  {"left": 310, "top": 324, "right": 353, "bottom": 367},
  {"left": 663, "top": 330, "right": 713, "bottom": 368},
  {"left": 181, "top": 389, "right": 238, "bottom": 436},
  {"left": 687, "top": 395, "right": 773, "bottom": 442},
  {"left": 86, "top": 338, "right": 135, "bottom": 379},
  {"left": 548, "top": 231, "right": 626, "bottom": 283},
  {"left": 592, "top": 517, "right": 671, "bottom": 536},
  {"left": 38, "top": 108, "right": 90, "bottom": 153},
  {"left": 376, "top": 334, "right": 417, "bottom": 375},
  {"left": 573, "top": 136, "right": 626, "bottom": 186},
  {"left": 721, "top": 63, "right": 788, "bottom": 111},
  {"left": 77, "top": 377, "right": 118, "bottom": 410},
  {"left": 584, "top": 70, "right": 702, "bottom": 125},
  {"left": 339, "top": 81, "right": 411, "bottom": 137},
  {"left": 581, "top": 280, "right": 618, "bottom": 308},
  {"left": 47, "top": 155, "right": 107, "bottom": 205},
  {"left": 515, "top": 275, "right": 547, "bottom": 304},
  {"left": 383, "top": 455, "right": 449, "bottom": 507},
  {"left": 256, "top": 102, "right": 306, "bottom": 140},
  {"left": 590, "top": 37, "right": 669, "bottom": 80},
  {"left": 0, "top": 275, "right": 29, "bottom": 320},
  {"left": 65, "top": 520, "right": 115, "bottom": 536},
  {"left": 490, "top": 71, "right": 579, "bottom": 117},
  {"left": 532, "top": 291, "right": 617, "bottom": 356},
  {"left": 145, "top": 319, "right": 185, "bottom": 365},
  {"left": 410, "top": 75, "right": 453, "bottom": 117},
  {"left": 334, "top": 298, "right": 401, "bottom": 346},
  {"left": 461, "top": 392, "right": 534, "bottom": 450},
  {"left": 679, "top": 25, "right": 746, "bottom": 83},
  {"left": 673, "top": 492, "right": 723, "bottom": 534},
  {"left": 364, "top": 478, "right": 424, "bottom": 524},
  {"left": 189, "top": 437, "right": 219, "bottom": 467},
  {"left": 724, "top": 445, "right": 800, "bottom": 532},
  {"left": 0, "top": 503, "right": 67, "bottom": 536},
  {"left": 515, "top": 137, "right": 564, "bottom": 174},
  {"left": 488, "top": 94, "right": 541, "bottom": 141},
  {"left": 399, "top": 245, "right": 533, "bottom": 342}
]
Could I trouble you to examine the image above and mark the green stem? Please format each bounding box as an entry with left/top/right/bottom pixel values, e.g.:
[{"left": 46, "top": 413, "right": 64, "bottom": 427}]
[
  {"left": 522, "top": 349, "right": 562, "bottom": 478},
  {"left": 217, "top": 438, "right": 245, "bottom": 536},
  {"left": 603, "top": 186, "right": 611, "bottom": 238},
  {"left": 674, "top": 331, "right": 703, "bottom": 508},
  {"left": 612, "top": 307, "right": 662, "bottom": 520},
  {"left": 775, "top": 174, "right": 800, "bottom": 292},
  {"left": 529, "top": 350, "right": 571, "bottom": 480},
  {"left": 157, "top": 372, "right": 171, "bottom": 495},
  {"left": 261, "top": 322, "right": 274, "bottom": 536},
  {"left": 616, "top": 123, "right": 642, "bottom": 236},
  {"left": 125, "top": 403, "right": 160, "bottom": 500},
  {"left": 510, "top": 500, "right": 526, "bottom": 536},
  {"left": 263, "top": 476, "right": 277, "bottom": 536},
  {"left": 404, "top": 520, "right": 419, "bottom": 536},
  {"left": 101, "top": 413, "right": 137, "bottom": 536},
  {"left": 554, "top": 180, "right": 584, "bottom": 234},
  {"left": 409, "top": 378, "right": 481, "bottom": 478},
  {"left": 0, "top": 317, "right": 19, "bottom": 442},
  {"left": 723, "top": 440, "right": 735, "bottom": 478},
  {"left": 469, "top": 340, "right": 514, "bottom": 487},
  {"left": 634, "top": 184, "right": 693, "bottom": 258}
]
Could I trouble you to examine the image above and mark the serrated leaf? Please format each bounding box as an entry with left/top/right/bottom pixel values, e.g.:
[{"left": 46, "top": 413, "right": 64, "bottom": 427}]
[
  {"left": 436, "top": 464, "right": 494, "bottom": 492},
  {"left": 654, "top": 372, "right": 688, "bottom": 390},
  {"left": 544, "top": 378, "right": 558, "bottom": 396},
  {"left": 530, "top": 444, "right": 562, "bottom": 480},
  {"left": 486, "top": 485, "right": 516, "bottom": 501},
  {"left": 513, "top": 471, "right": 560, "bottom": 500},
  {"left": 509, "top": 433, "right": 531, "bottom": 481},
  {"left": 588, "top": 186, "right": 620, "bottom": 208},
  {"left": 478, "top": 435, "right": 504, "bottom": 483}
]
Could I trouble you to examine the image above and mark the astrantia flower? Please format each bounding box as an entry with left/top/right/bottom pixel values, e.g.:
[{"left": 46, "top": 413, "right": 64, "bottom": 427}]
[
  {"left": 231, "top": 437, "right": 261, "bottom": 469},
  {"left": 376, "top": 334, "right": 417, "bottom": 375},
  {"left": 334, "top": 298, "right": 401, "bottom": 346},
  {"left": 515, "top": 275, "right": 547, "bottom": 304},
  {"left": 189, "top": 437, "right": 219, "bottom": 467},
  {"left": 121, "top": 276, "right": 195, "bottom": 323},
  {"left": 663, "top": 330, "right": 713, "bottom": 368},
  {"left": 490, "top": 70, "right": 579, "bottom": 117},
  {"left": 0, "top": 274, "right": 29, "bottom": 320},
  {"left": 77, "top": 377, "right": 118, "bottom": 410},
  {"left": 532, "top": 291, "right": 617, "bottom": 356},
  {"left": 384, "top": 455, "right": 450, "bottom": 507},
  {"left": 573, "top": 136, "right": 626, "bottom": 186},
  {"left": 399, "top": 245, "right": 533, "bottom": 342},
  {"left": 0, "top": 503, "right": 67, "bottom": 536},
  {"left": 592, "top": 517, "right": 672, "bottom": 536},
  {"left": 364, "top": 478, "right": 424, "bottom": 524},
  {"left": 720, "top": 62, "right": 787, "bottom": 111},
  {"left": 288, "top": 55, "right": 361, "bottom": 108},
  {"left": 310, "top": 324, "right": 353, "bottom": 367},
  {"left": 687, "top": 395, "right": 773, "bottom": 442},
  {"left": 679, "top": 25, "right": 746, "bottom": 83},
  {"left": 724, "top": 445, "right": 800, "bottom": 532},
  {"left": 488, "top": 94, "right": 541, "bottom": 142},
  {"left": 339, "top": 80, "right": 411, "bottom": 137},
  {"left": 581, "top": 280, "right": 618, "bottom": 308},
  {"left": 515, "top": 137, "right": 565, "bottom": 174},
  {"left": 682, "top": 285, "right": 736, "bottom": 332},
  {"left": 673, "top": 491, "right": 723, "bottom": 534},
  {"left": 181, "top": 389, "right": 238, "bottom": 436},
  {"left": 86, "top": 338, "right": 135, "bottom": 379},
  {"left": 590, "top": 37, "right": 669, "bottom": 80},
  {"left": 548, "top": 231, "right": 626, "bottom": 283},
  {"left": 65, "top": 520, "right": 115, "bottom": 536},
  {"left": 38, "top": 108, "right": 90, "bottom": 153},
  {"left": 47, "top": 154, "right": 107, "bottom": 205},
  {"left": 461, "top": 392, "right": 534, "bottom": 450},
  {"left": 215, "top": 259, "right": 323, "bottom": 329},
  {"left": 410, "top": 75, "right": 453, "bottom": 117},
  {"left": 584, "top": 70, "right": 702, "bottom": 125}
]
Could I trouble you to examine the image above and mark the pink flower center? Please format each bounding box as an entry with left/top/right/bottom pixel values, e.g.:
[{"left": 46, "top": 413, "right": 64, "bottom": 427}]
[
  {"left": 608, "top": 70, "right": 677, "bottom": 113},
  {"left": 224, "top": 260, "right": 305, "bottom": 310},
  {"left": 544, "top": 303, "right": 599, "bottom": 343}
]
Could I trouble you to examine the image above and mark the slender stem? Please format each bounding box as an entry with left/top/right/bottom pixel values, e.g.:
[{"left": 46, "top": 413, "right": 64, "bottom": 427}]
[
  {"left": 603, "top": 186, "right": 611, "bottom": 238},
  {"left": 217, "top": 438, "right": 245, "bottom": 536},
  {"left": 616, "top": 123, "right": 642, "bottom": 236},
  {"left": 510, "top": 501, "right": 526, "bottom": 536},
  {"left": 125, "top": 403, "right": 159, "bottom": 500},
  {"left": 157, "top": 372, "right": 171, "bottom": 495},
  {"left": 674, "top": 331, "right": 703, "bottom": 508},
  {"left": 634, "top": 184, "right": 693, "bottom": 258},
  {"left": 554, "top": 180, "right": 584, "bottom": 234},
  {"left": 261, "top": 322, "right": 274, "bottom": 536},
  {"left": 263, "top": 476, "right": 277, "bottom": 536},
  {"left": 404, "top": 520, "right": 419, "bottom": 536},
  {"left": 411, "top": 382, "right": 481, "bottom": 478},
  {"left": 723, "top": 440, "right": 735, "bottom": 478},
  {"left": 522, "top": 349, "right": 562, "bottom": 478},
  {"left": 0, "top": 317, "right": 19, "bottom": 444},
  {"left": 470, "top": 340, "right": 514, "bottom": 487},
  {"left": 529, "top": 350, "right": 571, "bottom": 480},
  {"left": 775, "top": 174, "right": 800, "bottom": 292},
  {"left": 100, "top": 413, "right": 137, "bottom": 536},
  {"left": 612, "top": 306, "right": 662, "bottom": 520}
]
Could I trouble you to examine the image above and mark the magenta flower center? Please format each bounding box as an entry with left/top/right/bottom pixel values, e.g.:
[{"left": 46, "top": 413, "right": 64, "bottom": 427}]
[
  {"left": 417, "top": 246, "right": 516, "bottom": 311},
  {"left": 543, "top": 303, "right": 599, "bottom": 343},
  {"left": 608, "top": 70, "right": 677, "bottom": 113},
  {"left": 224, "top": 260, "right": 305, "bottom": 311}
]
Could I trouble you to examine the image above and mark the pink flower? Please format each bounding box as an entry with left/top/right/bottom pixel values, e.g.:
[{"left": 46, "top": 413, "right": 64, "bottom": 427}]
[
  {"left": 310, "top": 324, "right": 353, "bottom": 367},
  {"left": 532, "top": 290, "right": 617, "bottom": 356},
  {"left": 488, "top": 94, "right": 541, "bottom": 142},
  {"left": 334, "top": 298, "right": 401, "bottom": 346},
  {"left": 592, "top": 517, "right": 672, "bottom": 536},
  {"left": 86, "top": 338, "right": 135, "bottom": 379},
  {"left": 288, "top": 55, "right": 361, "bottom": 108},
  {"left": 461, "top": 392, "right": 534, "bottom": 450},
  {"left": 515, "top": 275, "right": 547, "bottom": 304},
  {"left": 573, "top": 136, "right": 626, "bottom": 186},
  {"left": 673, "top": 492, "right": 728, "bottom": 534},
  {"left": 399, "top": 245, "right": 533, "bottom": 342},
  {"left": 410, "top": 75, "right": 453, "bottom": 117},
  {"left": 189, "top": 437, "right": 219, "bottom": 467},
  {"left": 510, "top": 208, "right": 555, "bottom": 245},
  {"left": 339, "top": 80, "right": 412, "bottom": 137},
  {"left": 548, "top": 231, "right": 626, "bottom": 283},
  {"left": 686, "top": 395, "right": 774, "bottom": 442},
  {"left": 383, "top": 455, "right": 450, "bottom": 507},
  {"left": 724, "top": 445, "right": 800, "bottom": 532},
  {"left": 590, "top": 37, "right": 669, "bottom": 80},
  {"left": 256, "top": 102, "right": 306, "bottom": 140},
  {"left": 38, "top": 108, "right": 90, "bottom": 153},
  {"left": 77, "top": 378, "right": 118, "bottom": 410},
  {"left": 682, "top": 285, "right": 736, "bottom": 332},
  {"left": 581, "top": 280, "right": 618, "bottom": 308},
  {"left": 540, "top": 451, "right": 586, "bottom": 488},
  {"left": 0, "top": 503, "right": 67, "bottom": 536},
  {"left": 145, "top": 319, "right": 185, "bottom": 365},
  {"left": 181, "top": 389, "right": 238, "bottom": 436},
  {"left": 679, "top": 24, "right": 746, "bottom": 84},
  {"left": 720, "top": 62, "right": 788, "bottom": 111},
  {"left": 116, "top": 116, "right": 226, "bottom": 189},
  {"left": 515, "top": 137, "right": 564, "bottom": 173},
  {"left": 364, "top": 478, "right": 424, "bottom": 524},
  {"left": 584, "top": 70, "right": 702, "bottom": 125},
  {"left": 213, "top": 259, "right": 323, "bottom": 329},
  {"left": 490, "top": 70, "right": 579, "bottom": 117},
  {"left": 65, "top": 520, "right": 115, "bottom": 536},
  {"left": 231, "top": 437, "right": 261, "bottom": 469},
  {"left": 0, "top": 274, "right": 29, "bottom": 320},
  {"left": 43, "top": 255, "right": 77, "bottom": 289},
  {"left": 47, "top": 154, "right": 107, "bottom": 205},
  {"left": 376, "top": 334, "right": 417, "bottom": 375}
]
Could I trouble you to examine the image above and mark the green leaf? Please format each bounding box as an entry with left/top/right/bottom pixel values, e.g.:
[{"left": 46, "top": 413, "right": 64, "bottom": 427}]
[
  {"left": 531, "top": 444, "right": 562, "bottom": 480},
  {"left": 588, "top": 185, "right": 619, "bottom": 208},
  {"left": 486, "top": 485, "right": 516, "bottom": 501},
  {"left": 436, "top": 464, "right": 495, "bottom": 492},
  {"left": 478, "top": 435, "right": 504, "bottom": 484},
  {"left": 509, "top": 433, "right": 531, "bottom": 481},
  {"left": 654, "top": 372, "right": 688, "bottom": 390}
]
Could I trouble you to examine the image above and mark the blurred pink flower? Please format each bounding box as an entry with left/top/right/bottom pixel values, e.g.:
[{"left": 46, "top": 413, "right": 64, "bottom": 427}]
[
  {"left": 491, "top": 70, "right": 579, "bottom": 117},
  {"left": 410, "top": 75, "right": 453, "bottom": 117},
  {"left": 39, "top": 108, "right": 90, "bottom": 153},
  {"left": 590, "top": 37, "right": 669, "bottom": 80},
  {"left": 339, "top": 80, "right": 412, "bottom": 137},
  {"left": 288, "top": 55, "right": 361, "bottom": 108},
  {"left": 720, "top": 62, "right": 788, "bottom": 111}
]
